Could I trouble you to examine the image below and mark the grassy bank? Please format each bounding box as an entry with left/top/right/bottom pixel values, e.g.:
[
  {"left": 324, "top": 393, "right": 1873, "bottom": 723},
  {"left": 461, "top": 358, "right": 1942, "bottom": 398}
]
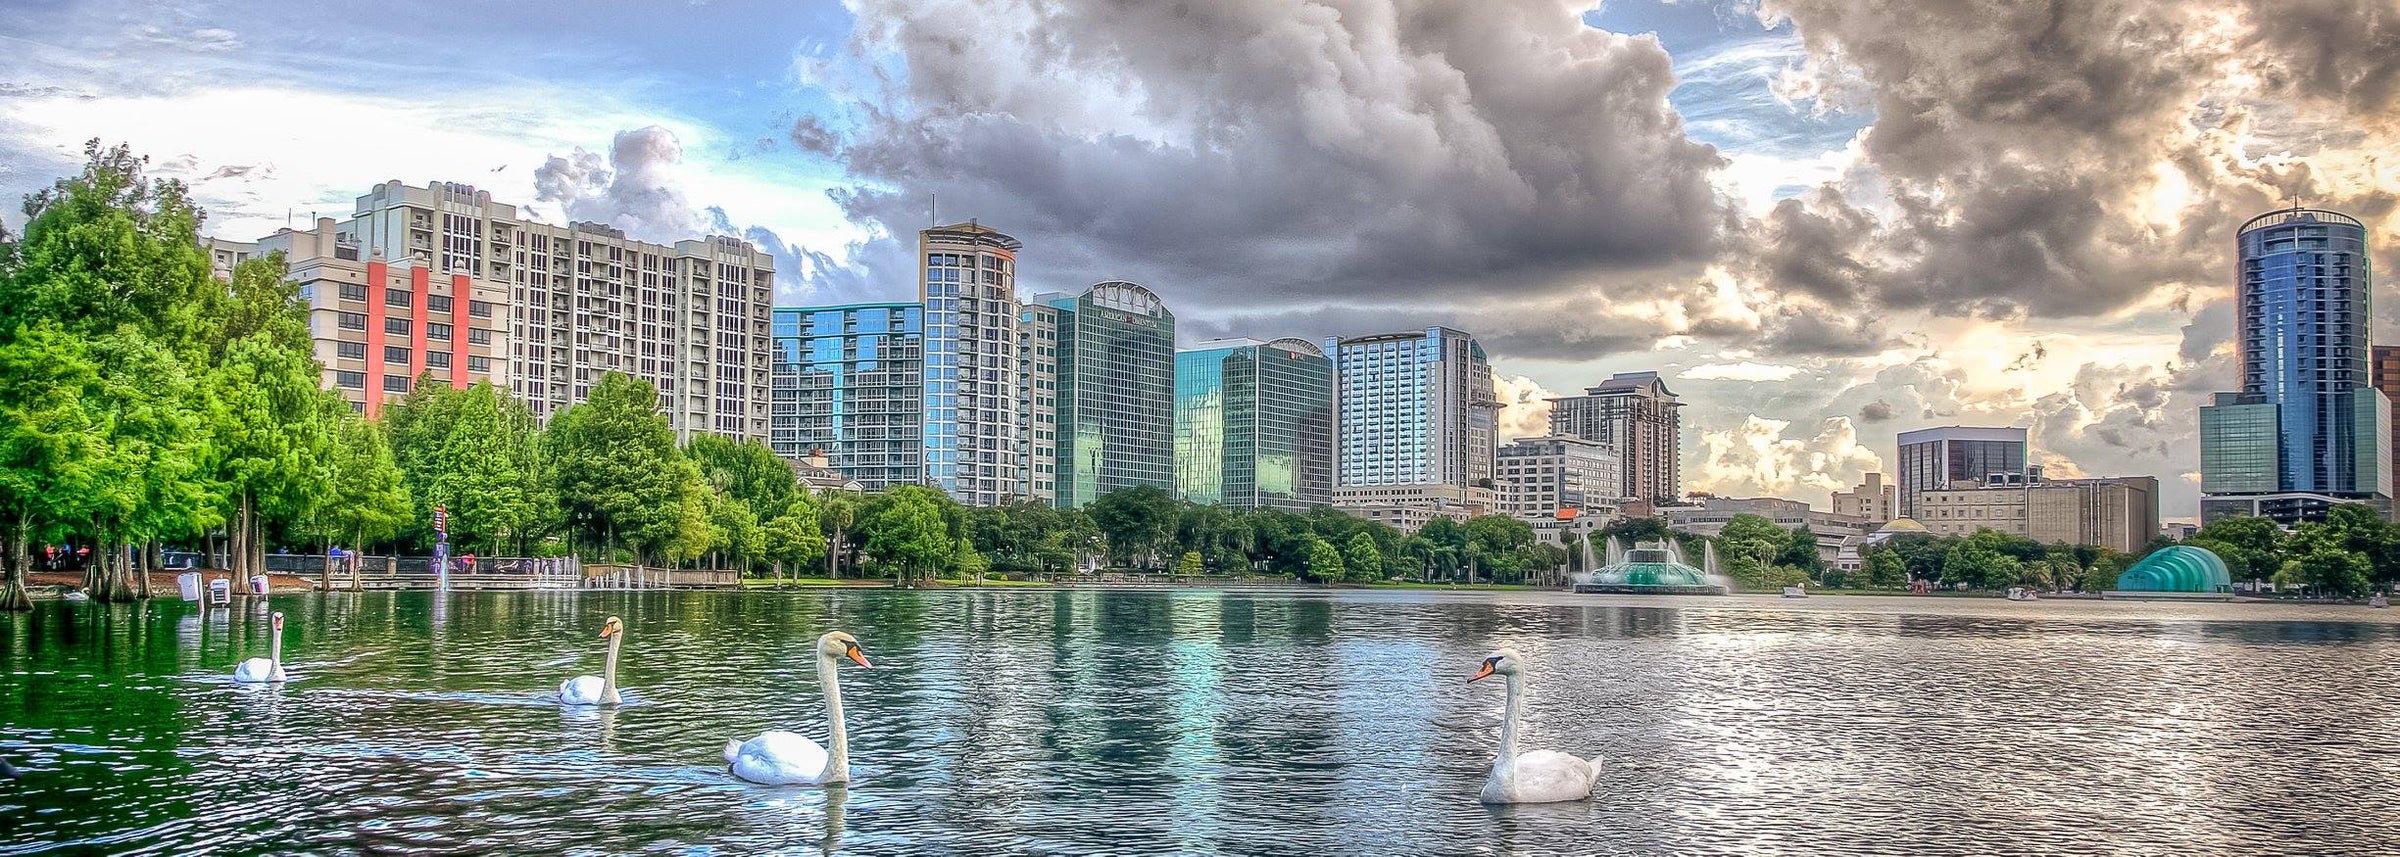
[{"left": 1364, "top": 581, "right": 1539, "bottom": 592}]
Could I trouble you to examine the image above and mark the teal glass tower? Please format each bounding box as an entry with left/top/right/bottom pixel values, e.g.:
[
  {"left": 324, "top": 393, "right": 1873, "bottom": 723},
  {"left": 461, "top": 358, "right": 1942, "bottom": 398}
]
[
  {"left": 1174, "top": 338, "right": 1335, "bottom": 510},
  {"left": 1032, "top": 282, "right": 1176, "bottom": 508},
  {"left": 2200, "top": 207, "right": 2391, "bottom": 524},
  {"left": 770, "top": 303, "right": 924, "bottom": 490}
]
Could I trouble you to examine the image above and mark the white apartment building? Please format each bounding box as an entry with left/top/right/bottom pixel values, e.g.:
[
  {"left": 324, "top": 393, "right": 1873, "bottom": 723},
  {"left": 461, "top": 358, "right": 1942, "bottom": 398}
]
[
  {"left": 920, "top": 222, "right": 1025, "bottom": 507},
  {"left": 1496, "top": 435, "right": 1623, "bottom": 518}
]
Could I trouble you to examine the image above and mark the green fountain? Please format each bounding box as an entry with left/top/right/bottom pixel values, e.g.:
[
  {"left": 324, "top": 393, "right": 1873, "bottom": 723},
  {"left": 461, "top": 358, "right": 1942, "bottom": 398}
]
[{"left": 1574, "top": 538, "right": 1729, "bottom": 596}]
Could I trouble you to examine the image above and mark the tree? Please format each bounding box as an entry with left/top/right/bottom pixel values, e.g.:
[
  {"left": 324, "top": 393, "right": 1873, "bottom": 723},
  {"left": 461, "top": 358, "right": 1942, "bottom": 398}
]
[
  {"left": 0, "top": 323, "right": 108, "bottom": 609},
  {"left": 819, "top": 493, "right": 858, "bottom": 578},
  {"left": 387, "top": 382, "right": 546, "bottom": 555},
  {"left": 1304, "top": 537, "right": 1345, "bottom": 583},
  {"left": 863, "top": 486, "right": 951, "bottom": 585},
  {"left": 1778, "top": 525, "right": 1824, "bottom": 575},
  {"left": 1862, "top": 547, "right": 1907, "bottom": 589},
  {"left": 1342, "top": 531, "right": 1385, "bottom": 582},
  {"left": 0, "top": 141, "right": 218, "bottom": 349},
  {"left": 314, "top": 406, "right": 411, "bottom": 555},
  {"left": 1463, "top": 515, "right": 1535, "bottom": 584},
  {"left": 207, "top": 333, "right": 335, "bottom": 580},
  {"left": 545, "top": 373, "right": 709, "bottom": 565},
  {"left": 707, "top": 494, "right": 765, "bottom": 573},
  {"left": 1089, "top": 486, "right": 1178, "bottom": 569},
  {"left": 762, "top": 492, "right": 826, "bottom": 581},
  {"left": 1176, "top": 550, "right": 1204, "bottom": 576},
  {"left": 2285, "top": 546, "right": 2372, "bottom": 597},
  {"left": 955, "top": 537, "right": 992, "bottom": 582},
  {"left": 1597, "top": 515, "right": 1672, "bottom": 546},
  {"left": 1940, "top": 530, "right": 2023, "bottom": 590},
  {"left": 687, "top": 434, "right": 800, "bottom": 517},
  {"left": 2188, "top": 515, "right": 2287, "bottom": 582}
]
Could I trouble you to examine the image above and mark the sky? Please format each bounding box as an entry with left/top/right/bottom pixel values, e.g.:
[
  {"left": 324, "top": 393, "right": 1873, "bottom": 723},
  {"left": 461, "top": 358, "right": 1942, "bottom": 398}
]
[{"left": 4, "top": 0, "right": 2398, "bottom": 521}]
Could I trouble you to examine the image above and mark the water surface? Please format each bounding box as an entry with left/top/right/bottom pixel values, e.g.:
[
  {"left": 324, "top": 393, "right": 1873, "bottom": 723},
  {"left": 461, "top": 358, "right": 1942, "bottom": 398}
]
[{"left": 4, "top": 590, "right": 2399, "bottom": 855}]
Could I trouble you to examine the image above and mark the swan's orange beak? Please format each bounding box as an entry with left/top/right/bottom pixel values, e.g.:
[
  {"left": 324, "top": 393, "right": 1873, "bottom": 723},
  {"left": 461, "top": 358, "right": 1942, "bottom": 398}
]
[
  {"left": 1469, "top": 662, "right": 1495, "bottom": 683},
  {"left": 846, "top": 645, "right": 872, "bottom": 668}
]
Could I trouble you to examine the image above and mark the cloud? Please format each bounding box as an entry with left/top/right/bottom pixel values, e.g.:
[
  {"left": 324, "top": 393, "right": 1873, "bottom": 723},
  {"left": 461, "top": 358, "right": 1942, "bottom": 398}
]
[
  {"left": 811, "top": 0, "right": 1736, "bottom": 336},
  {"left": 1858, "top": 399, "right": 1894, "bottom": 422},
  {"left": 1682, "top": 361, "right": 1803, "bottom": 382},
  {"left": 532, "top": 125, "right": 708, "bottom": 242},
  {"left": 1692, "top": 414, "right": 1883, "bottom": 499},
  {"left": 787, "top": 115, "right": 841, "bottom": 156},
  {"left": 1493, "top": 374, "right": 1561, "bottom": 440}
]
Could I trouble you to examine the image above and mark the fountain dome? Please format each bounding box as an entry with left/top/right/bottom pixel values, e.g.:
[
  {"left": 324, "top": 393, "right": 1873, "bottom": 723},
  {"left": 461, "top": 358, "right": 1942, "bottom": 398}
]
[{"left": 1575, "top": 540, "right": 1727, "bottom": 595}]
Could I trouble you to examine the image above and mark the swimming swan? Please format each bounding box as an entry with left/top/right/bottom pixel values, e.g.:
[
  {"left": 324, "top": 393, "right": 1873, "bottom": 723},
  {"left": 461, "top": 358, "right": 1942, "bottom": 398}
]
[
  {"left": 1470, "top": 647, "right": 1600, "bottom": 804},
  {"left": 233, "top": 611, "right": 288, "bottom": 683},
  {"left": 559, "top": 616, "right": 625, "bottom": 706},
  {"left": 724, "top": 631, "right": 870, "bottom": 785}
]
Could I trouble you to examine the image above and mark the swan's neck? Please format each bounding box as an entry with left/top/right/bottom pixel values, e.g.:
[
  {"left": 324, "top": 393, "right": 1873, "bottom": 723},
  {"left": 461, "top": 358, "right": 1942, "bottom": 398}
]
[
  {"left": 601, "top": 632, "right": 621, "bottom": 701},
  {"left": 269, "top": 623, "right": 283, "bottom": 668},
  {"left": 820, "top": 653, "right": 850, "bottom": 783},
  {"left": 1494, "top": 672, "right": 1523, "bottom": 781}
]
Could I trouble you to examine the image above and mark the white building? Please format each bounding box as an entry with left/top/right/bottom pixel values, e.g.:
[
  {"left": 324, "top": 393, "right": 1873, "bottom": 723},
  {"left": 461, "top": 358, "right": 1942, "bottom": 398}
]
[{"left": 920, "top": 222, "right": 1025, "bottom": 507}]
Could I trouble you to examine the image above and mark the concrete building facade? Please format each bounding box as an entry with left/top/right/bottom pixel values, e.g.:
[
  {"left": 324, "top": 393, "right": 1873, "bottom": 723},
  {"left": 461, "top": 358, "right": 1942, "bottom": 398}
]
[
  {"left": 1915, "top": 475, "right": 2161, "bottom": 555},
  {"left": 1495, "top": 435, "right": 1622, "bottom": 519},
  {"left": 1831, "top": 472, "right": 1897, "bottom": 524},
  {"left": 1548, "top": 371, "right": 1682, "bottom": 503},
  {"left": 920, "top": 222, "right": 1025, "bottom": 507},
  {"left": 1327, "top": 327, "right": 1499, "bottom": 515}
]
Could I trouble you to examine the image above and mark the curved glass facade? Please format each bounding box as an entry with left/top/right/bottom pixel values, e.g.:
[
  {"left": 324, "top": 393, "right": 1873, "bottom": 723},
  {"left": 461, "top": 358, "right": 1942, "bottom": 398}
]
[
  {"left": 2239, "top": 209, "right": 2373, "bottom": 494},
  {"left": 1174, "top": 338, "right": 1334, "bottom": 510},
  {"left": 1040, "top": 282, "right": 1176, "bottom": 508},
  {"left": 2114, "top": 546, "right": 2232, "bottom": 593}
]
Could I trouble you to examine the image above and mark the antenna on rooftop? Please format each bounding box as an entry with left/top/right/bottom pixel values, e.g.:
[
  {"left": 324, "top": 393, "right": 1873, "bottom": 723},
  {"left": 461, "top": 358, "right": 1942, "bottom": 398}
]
[{"left": 930, "top": 193, "right": 938, "bottom": 227}]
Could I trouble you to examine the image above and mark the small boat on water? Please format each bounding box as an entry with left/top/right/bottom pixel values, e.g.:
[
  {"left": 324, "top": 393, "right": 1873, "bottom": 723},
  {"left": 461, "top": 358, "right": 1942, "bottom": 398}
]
[
  {"left": 2371, "top": 594, "right": 2390, "bottom": 609},
  {"left": 2006, "top": 587, "right": 2039, "bottom": 602},
  {"left": 1781, "top": 585, "right": 1807, "bottom": 598}
]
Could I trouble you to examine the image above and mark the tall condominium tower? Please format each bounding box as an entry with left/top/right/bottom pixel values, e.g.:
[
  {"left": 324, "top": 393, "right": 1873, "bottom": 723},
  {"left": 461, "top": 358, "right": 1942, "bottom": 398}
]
[
  {"left": 231, "top": 181, "right": 773, "bottom": 439},
  {"left": 1174, "top": 337, "right": 1335, "bottom": 510},
  {"left": 920, "top": 222, "right": 1024, "bottom": 507},
  {"left": 1894, "top": 426, "right": 2027, "bottom": 519},
  {"left": 1029, "top": 282, "right": 1177, "bottom": 508},
  {"left": 2201, "top": 207, "right": 2392, "bottom": 524},
  {"left": 770, "top": 303, "right": 924, "bottom": 490},
  {"left": 1547, "top": 371, "right": 1683, "bottom": 503},
  {"left": 1325, "top": 327, "right": 1498, "bottom": 519}
]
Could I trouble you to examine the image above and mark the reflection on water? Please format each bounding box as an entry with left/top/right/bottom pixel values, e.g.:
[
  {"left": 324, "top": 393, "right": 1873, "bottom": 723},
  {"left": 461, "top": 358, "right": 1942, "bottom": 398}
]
[{"left": 5, "top": 590, "right": 2400, "bottom": 854}]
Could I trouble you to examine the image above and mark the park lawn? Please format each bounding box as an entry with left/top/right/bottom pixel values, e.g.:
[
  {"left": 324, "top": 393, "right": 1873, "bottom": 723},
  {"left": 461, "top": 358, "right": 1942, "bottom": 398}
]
[{"left": 1364, "top": 580, "right": 1540, "bottom": 591}]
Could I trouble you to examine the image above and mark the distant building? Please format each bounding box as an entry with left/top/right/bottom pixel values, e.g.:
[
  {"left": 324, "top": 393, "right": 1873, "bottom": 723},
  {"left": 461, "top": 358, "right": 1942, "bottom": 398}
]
[
  {"left": 921, "top": 222, "right": 1025, "bottom": 507},
  {"left": 788, "top": 448, "right": 865, "bottom": 493},
  {"left": 2200, "top": 207, "right": 2392, "bottom": 525},
  {"left": 1495, "top": 435, "right": 1622, "bottom": 519},
  {"left": 1662, "top": 496, "right": 1871, "bottom": 564},
  {"left": 1548, "top": 371, "right": 1682, "bottom": 503},
  {"left": 1895, "top": 426, "right": 2028, "bottom": 519},
  {"left": 1327, "top": 327, "right": 1499, "bottom": 515},
  {"left": 1330, "top": 484, "right": 1478, "bottom": 533},
  {"left": 1174, "top": 338, "right": 1335, "bottom": 510},
  {"left": 1030, "top": 282, "right": 1177, "bottom": 508},
  {"left": 1831, "top": 472, "right": 1896, "bottom": 524},
  {"left": 1019, "top": 301, "right": 1062, "bottom": 504},
  {"left": 770, "top": 303, "right": 924, "bottom": 490},
  {"left": 1916, "top": 474, "right": 2161, "bottom": 555}
]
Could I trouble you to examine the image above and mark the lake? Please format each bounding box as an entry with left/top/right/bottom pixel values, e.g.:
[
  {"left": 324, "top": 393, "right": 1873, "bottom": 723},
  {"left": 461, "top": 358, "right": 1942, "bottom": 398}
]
[{"left": 4, "top": 589, "right": 2399, "bottom": 855}]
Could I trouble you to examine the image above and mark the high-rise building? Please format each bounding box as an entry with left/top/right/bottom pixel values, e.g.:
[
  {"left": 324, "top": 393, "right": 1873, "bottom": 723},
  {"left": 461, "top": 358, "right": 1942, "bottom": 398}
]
[
  {"left": 1895, "top": 426, "right": 2028, "bottom": 519},
  {"left": 222, "top": 220, "right": 513, "bottom": 415},
  {"left": 1495, "top": 435, "right": 1621, "bottom": 519},
  {"left": 2370, "top": 345, "right": 2400, "bottom": 512},
  {"left": 1028, "top": 282, "right": 1177, "bottom": 508},
  {"left": 1548, "top": 371, "right": 1682, "bottom": 503},
  {"left": 1017, "top": 302, "right": 1063, "bottom": 505},
  {"left": 1831, "top": 472, "right": 1897, "bottom": 524},
  {"left": 920, "top": 222, "right": 1024, "bottom": 507},
  {"left": 769, "top": 303, "right": 924, "bottom": 490},
  {"left": 1326, "top": 327, "right": 1499, "bottom": 515},
  {"left": 1916, "top": 475, "right": 2161, "bottom": 555},
  {"left": 2200, "top": 207, "right": 2392, "bottom": 524},
  {"left": 1174, "top": 338, "right": 1335, "bottom": 510}
]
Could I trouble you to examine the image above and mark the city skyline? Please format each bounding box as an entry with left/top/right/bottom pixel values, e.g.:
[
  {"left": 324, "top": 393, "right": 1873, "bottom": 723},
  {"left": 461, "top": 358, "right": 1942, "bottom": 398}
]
[{"left": 5, "top": 1, "right": 2397, "bottom": 518}]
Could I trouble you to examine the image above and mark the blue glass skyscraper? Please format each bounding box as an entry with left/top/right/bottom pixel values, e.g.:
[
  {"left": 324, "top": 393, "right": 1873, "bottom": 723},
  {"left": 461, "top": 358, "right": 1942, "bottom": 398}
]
[
  {"left": 2201, "top": 207, "right": 2391, "bottom": 524},
  {"left": 770, "top": 303, "right": 924, "bottom": 490}
]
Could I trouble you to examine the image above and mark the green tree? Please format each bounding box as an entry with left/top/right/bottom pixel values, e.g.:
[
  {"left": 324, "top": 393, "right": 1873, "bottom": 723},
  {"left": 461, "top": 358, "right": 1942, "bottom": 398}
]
[
  {"left": 1940, "top": 530, "right": 2023, "bottom": 590},
  {"left": 1089, "top": 486, "right": 1178, "bottom": 569},
  {"left": 707, "top": 494, "right": 766, "bottom": 573},
  {"left": 2188, "top": 515, "right": 2287, "bottom": 582},
  {"left": 545, "top": 373, "right": 709, "bottom": 565},
  {"left": 2285, "top": 546, "right": 2373, "bottom": 597},
  {"left": 1343, "top": 531, "right": 1385, "bottom": 582},
  {"left": 207, "top": 333, "right": 335, "bottom": 579},
  {"left": 0, "top": 324, "right": 109, "bottom": 609},
  {"left": 315, "top": 406, "right": 410, "bottom": 554},
  {"left": 1778, "top": 524, "right": 1825, "bottom": 575},
  {"left": 762, "top": 492, "right": 826, "bottom": 581},
  {"left": 1597, "top": 515, "right": 1672, "bottom": 546},
  {"left": 1463, "top": 515, "right": 1535, "bottom": 584},
  {"left": 687, "top": 434, "right": 800, "bottom": 517},
  {"left": 1304, "top": 537, "right": 1345, "bottom": 583},
  {"left": 1176, "top": 550, "right": 1204, "bottom": 577},
  {"left": 864, "top": 486, "right": 952, "bottom": 585},
  {"left": 1862, "top": 546, "right": 1907, "bottom": 589},
  {"left": 0, "top": 141, "right": 218, "bottom": 349},
  {"left": 819, "top": 492, "right": 859, "bottom": 578}
]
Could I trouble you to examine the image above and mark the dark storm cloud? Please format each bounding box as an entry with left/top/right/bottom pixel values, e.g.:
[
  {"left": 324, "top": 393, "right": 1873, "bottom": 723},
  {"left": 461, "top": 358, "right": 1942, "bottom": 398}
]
[
  {"left": 816, "top": 0, "right": 1734, "bottom": 328},
  {"left": 1859, "top": 399, "right": 1894, "bottom": 422},
  {"left": 1738, "top": 0, "right": 2400, "bottom": 331},
  {"left": 786, "top": 115, "right": 840, "bottom": 157}
]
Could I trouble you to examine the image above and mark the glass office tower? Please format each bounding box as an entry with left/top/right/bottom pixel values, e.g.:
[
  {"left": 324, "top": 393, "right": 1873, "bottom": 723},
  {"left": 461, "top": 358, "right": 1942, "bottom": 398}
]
[
  {"left": 919, "top": 223, "right": 1023, "bottom": 506},
  {"left": 1033, "top": 281, "right": 1176, "bottom": 508},
  {"left": 2201, "top": 207, "right": 2391, "bottom": 524},
  {"left": 770, "top": 303, "right": 924, "bottom": 490},
  {"left": 1894, "top": 426, "right": 2027, "bottom": 520},
  {"left": 1175, "top": 338, "right": 1335, "bottom": 510},
  {"left": 1325, "top": 327, "right": 1497, "bottom": 491}
]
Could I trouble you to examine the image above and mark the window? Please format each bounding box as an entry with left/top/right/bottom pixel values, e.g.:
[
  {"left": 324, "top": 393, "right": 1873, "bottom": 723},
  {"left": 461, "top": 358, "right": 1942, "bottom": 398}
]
[
  {"left": 428, "top": 295, "right": 453, "bottom": 313},
  {"left": 384, "top": 376, "right": 411, "bottom": 393},
  {"left": 339, "top": 312, "right": 368, "bottom": 331},
  {"left": 468, "top": 329, "right": 491, "bottom": 345},
  {"left": 334, "top": 371, "right": 364, "bottom": 389},
  {"left": 386, "top": 289, "right": 413, "bottom": 308},
  {"left": 385, "top": 318, "right": 412, "bottom": 335},
  {"left": 428, "top": 323, "right": 453, "bottom": 341},
  {"left": 427, "top": 351, "right": 451, "bottom": 368},
  {"left": 385, "top": 346, "right": 411, "bottom": 364},
  {"left": 336, "top": 341, "right": 366, "bottom": 360},
  {"left": 468, "top": 356, "right": 491, "bottom": 372},
  {"left": 339, "top": 283, "right": 367, "bottom": 302},
  {"left": 469, "top": 300, "right": 494, "bottom": 318}
]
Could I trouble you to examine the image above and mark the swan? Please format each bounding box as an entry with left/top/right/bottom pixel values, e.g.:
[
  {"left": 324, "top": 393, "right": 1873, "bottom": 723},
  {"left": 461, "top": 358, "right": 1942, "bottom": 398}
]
[
  {"left": 724, "top": 631, "right": 870, "bottom": 786},
  {"left": 1469, "top": 647, "right": 1600, "bottom": 804},
  {"left": 559, "top": 616, "right": 625, "bottom": 706},
  {"left": 233, "top": 611, "right": 288, "bottom": 683}
]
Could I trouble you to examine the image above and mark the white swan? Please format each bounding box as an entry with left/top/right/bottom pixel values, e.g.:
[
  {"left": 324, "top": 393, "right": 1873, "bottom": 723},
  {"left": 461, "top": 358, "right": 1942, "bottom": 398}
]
[
  {"left": 1470, "top": 647, "right": 1600, "bottom": 804},
  {"left": 233, "top": 611, "right": 288, "bottom": 683},
  {"left": 724, "top": 631, "right": 870, "bottom": 786},
  {"left": 559, "top": 616, "right": 625, "bottom": 706}
]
